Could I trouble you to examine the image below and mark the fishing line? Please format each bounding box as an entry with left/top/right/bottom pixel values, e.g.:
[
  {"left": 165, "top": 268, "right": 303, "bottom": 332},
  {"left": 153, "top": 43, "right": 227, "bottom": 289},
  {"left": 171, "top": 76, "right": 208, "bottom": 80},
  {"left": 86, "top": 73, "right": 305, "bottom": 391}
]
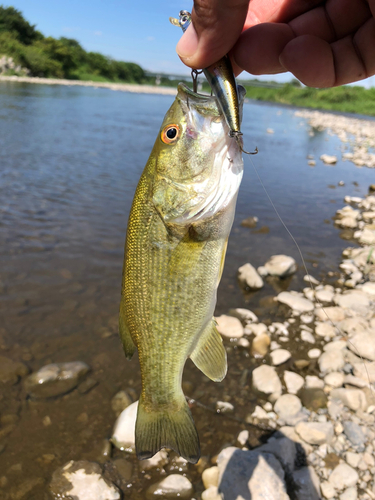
[{"left": 248, "top": 155, "right": 373, "bottom": 393}]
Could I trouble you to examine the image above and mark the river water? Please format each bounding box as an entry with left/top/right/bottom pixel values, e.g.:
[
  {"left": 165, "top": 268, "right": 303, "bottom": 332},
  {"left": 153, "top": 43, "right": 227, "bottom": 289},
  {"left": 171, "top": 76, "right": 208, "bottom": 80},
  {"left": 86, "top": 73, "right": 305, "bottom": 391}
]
[{"left": 0, "top": 81, "right": 374, "bottom": 498}]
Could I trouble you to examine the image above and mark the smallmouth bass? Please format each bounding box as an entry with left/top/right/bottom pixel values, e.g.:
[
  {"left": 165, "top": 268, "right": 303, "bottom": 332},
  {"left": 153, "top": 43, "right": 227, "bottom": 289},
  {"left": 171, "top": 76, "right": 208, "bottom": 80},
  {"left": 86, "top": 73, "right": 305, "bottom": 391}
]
[{"left": 119, "top": 83, "right": 245, "bottom": 463}]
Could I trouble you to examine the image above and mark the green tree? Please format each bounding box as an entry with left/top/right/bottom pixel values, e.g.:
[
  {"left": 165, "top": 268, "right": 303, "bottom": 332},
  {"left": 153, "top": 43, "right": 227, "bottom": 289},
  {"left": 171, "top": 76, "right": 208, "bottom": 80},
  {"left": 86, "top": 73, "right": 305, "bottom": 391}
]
[{"left": 0, "top": 6, "right": 42, "bottom": 45}]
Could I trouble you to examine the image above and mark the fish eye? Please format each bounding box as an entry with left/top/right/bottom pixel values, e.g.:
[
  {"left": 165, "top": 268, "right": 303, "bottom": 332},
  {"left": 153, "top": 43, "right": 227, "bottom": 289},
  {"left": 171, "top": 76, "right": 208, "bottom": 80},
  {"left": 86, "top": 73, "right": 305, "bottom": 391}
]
[{"left": 161, "top": 124, "right": 180, "bottom": 144}]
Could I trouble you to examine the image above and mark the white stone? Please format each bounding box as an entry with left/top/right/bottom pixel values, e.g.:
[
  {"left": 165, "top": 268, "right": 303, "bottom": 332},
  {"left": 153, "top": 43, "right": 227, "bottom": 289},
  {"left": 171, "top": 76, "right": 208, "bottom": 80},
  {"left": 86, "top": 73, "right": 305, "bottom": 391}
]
[
  {"left": 245, "top": 322, "right": 267, "bottom": 336},
  {"left": 324, "top": 340, "right": 347, "bottom": 352},
  {"left": 321, "top": 480, "right": 336, "bottom": 499},
  {"left": 274, "top": 394, "right": 303, "bottom": 425},
  {"left": 324, "top": 372, "right": 344, "bottom": 388},
  {"left": 301, "top": 330, "right": 315, "bottom": 343},
  {"left": 238, "top": 263, "right": 264, "bottom": 290},
  {"left": 316, "top": 288, "right": 335, "bottom": 303},
  {"left": 146, "top": 474, "right": 193, "bottom": 498},
  {"left": 217, "top": 447, "right": 289, "bottom": 499},
  {"left": 338, "top": 317, "right": 369, "bottom": 335},
  {"left": 229, "top": 308, "right": 258, "bottom": 323},
  {"left": 270, "top": 349, "right": 291, "bottom": 366},
  {"left": 264, "top": 255, "right": 297, "bottom": 278},
  {"left": 284, "top": 371, "right": 304, "bottom": 394},
  {"left": 315, "top": 307, "right": 346, "bottom": 323},
  {"left": 335, "top": 290, "right": 371, "bottom": 310},
  {"left": 215, "top": 315, "right": 244, "bottom": 338},
  {"left": 305, "top": 375, "right": 325, "bottom": 389},
  {"left": 295, "top": 422, "right": 334, "bottom": 445},
  {"left": 277, "top": 292, "right": 314, "bottom": 313},
  {"left": 201, "top": 486, "right": 221, "bottom": 500},
  {"left": 345, "top": 452, "right": 361, "bottom": 468},
  {"left": 339, "top": 487, "right": 357, "bottom": 500},
  {"left": 319, "top": 350, "right": 345, "bottom": 373},
  {"left": 303, "top": 275, "right": 320, "bottom": 285},
  {"left": 360, "top": 282, "right": 375, "bottom": 295},
  {"left": 237, "top": 430, "right": 249, "bottom": 446},
  {"left": 216, "top": 401, "right": 234, "bottom": 413},
  {"left": 321, "top": 154, "right": 337, "bottom": 164},
  {"left": 348, "top": 331, "right": 375, "bottom": 361},
  {"left": 308, "top": 348, "right": 321, "bottom": 359},
  {"left": 252, "top": 365, "right": 282, "bottom": 397},
  {"left": 329, "top": 463, "right": 359, "bottom": 490},
  {"left": 330, "top": 388, "right": 367, "bottom": 411},
  {"left": 251, "top": 333, "right": 270, "bottom": 357},
  {"left": 202, "top": 466, "right": 219, "bottom": 489},
  {"left": 301, "top": 314, "right": 314, "bottom": 324},
  {"left": 343, "top": 374, "right": 367, "bottom": 388},
  {"left": 353, "top": 361, "right": 375, "bottom": 383},
  {"left": 112, "top": 401, "right": 138, "bottom": 451},
  {"left": 251, "top": 405, "right": 269, "bottom": 420}
]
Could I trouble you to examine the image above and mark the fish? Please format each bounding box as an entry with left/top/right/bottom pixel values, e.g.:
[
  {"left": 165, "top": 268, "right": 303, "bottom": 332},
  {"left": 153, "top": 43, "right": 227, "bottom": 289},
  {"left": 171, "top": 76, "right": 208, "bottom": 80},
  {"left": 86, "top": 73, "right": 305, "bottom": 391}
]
[{"left": 119, "top": 82, "right": 246, "bottom": 463}]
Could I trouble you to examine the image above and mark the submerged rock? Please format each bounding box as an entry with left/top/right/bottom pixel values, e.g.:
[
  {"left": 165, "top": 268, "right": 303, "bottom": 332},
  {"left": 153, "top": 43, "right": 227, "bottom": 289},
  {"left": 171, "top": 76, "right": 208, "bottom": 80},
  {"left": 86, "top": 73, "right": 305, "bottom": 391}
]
[
  {"left": 50, "top": 460, "right": 120, "bottom": 500},
  {"left": 25, "top": 361, "right": 89, "bottom": 398},
  {"left": 0, "top": 355, "right": 29, "bottom": 384},
  {"left": 146, "top": 474, "right": 193, "bottom": 499},
  {"left": 111, "top": 400, "right": 138, "bottom": 451}
]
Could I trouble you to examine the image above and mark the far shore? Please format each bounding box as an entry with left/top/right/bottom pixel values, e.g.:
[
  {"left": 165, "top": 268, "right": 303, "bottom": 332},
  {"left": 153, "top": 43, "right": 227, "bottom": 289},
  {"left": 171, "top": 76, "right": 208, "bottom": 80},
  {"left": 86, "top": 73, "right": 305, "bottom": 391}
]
[{"left": 0, "top": 75, "right": 177, "bottom": 95}]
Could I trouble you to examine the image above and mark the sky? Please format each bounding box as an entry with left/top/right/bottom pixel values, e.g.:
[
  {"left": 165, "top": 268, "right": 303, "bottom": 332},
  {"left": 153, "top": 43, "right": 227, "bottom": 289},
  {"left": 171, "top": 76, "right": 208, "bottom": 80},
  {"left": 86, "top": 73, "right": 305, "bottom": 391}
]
[{"left": 6, "top": 0, "right": 375, "bottom": 88}]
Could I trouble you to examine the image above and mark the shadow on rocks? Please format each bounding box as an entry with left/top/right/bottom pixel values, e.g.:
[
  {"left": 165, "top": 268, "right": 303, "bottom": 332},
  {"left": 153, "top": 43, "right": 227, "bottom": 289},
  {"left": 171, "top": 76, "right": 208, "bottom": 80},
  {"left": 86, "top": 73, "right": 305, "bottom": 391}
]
[{"left": 217, "top": 431, "right": 321, "bottom": 500}]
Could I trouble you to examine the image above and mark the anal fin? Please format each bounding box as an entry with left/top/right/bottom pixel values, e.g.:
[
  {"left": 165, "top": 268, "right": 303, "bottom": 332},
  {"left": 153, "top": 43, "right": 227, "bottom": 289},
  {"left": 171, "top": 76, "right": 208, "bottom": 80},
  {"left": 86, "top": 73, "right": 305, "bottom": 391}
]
[
  {"left": 119, "top": 300, "right": 136, "bottom": 360},
  {"left": 190, "top": 320, "right": 227, "bottom": 382}
]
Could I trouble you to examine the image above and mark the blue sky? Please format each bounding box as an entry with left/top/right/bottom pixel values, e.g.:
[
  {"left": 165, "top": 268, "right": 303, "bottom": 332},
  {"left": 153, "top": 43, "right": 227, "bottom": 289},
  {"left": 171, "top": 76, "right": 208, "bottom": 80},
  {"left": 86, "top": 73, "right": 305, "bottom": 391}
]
[{"left": 6, "top": 1, "right": 375, "bottom": 87}]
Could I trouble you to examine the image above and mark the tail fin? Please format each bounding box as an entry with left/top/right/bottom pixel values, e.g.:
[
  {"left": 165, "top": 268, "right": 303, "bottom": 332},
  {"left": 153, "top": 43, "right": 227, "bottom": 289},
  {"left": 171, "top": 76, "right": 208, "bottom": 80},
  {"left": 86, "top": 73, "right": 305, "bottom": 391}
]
[{"left": 135, "top": 396, "right": 200, "bottom": 464}]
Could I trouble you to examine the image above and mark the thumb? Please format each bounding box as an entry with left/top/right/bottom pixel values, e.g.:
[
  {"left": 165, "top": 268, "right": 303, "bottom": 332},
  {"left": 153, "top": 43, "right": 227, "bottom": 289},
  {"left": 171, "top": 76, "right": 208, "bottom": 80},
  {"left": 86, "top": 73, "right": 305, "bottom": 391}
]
[{"left": 176, "top": 0, "right": 250, "bottom": 69}]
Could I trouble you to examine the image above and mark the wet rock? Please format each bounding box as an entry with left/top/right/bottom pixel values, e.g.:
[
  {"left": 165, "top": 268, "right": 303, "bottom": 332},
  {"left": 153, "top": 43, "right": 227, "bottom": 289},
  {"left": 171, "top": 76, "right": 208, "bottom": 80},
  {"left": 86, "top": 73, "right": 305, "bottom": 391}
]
[
  {"left": 0, "top": 356, "right": 29, "bottom": 384},
  {"left": 328, "top": 463, "right": 359, "bottom": 490},
  {"left": 292, "top": 466, "right": 321, "bottom": 500},
  {"left": 270, "top": 348, "right": 291, "bottom": 366},
  {"left": 330, "top": 388, "right": 367, "bottom": 411},
  {"left": 240, "top": 216, "right": 258, "bottom": 228},
  {"left": 215, "top": 315, "right": 244, "bottom": 339},
  {"left": 347, "top": 331, "right": 375, "bottom": 361},
  {"left": 139, "top": 450, "right": 168, "bottom": 471},
  {"left": 263, "top": 255, "right": 297, "bottom": 278},
  {"left": 217, "top": 447, "right": 289, "bottom": 500},
  {"left": 284, "top": 371, "right": 304, "bottom": 394},
  {"left": 146, "top": 474, "right": 193, "bottom": 499},
  {"left": 202, "top": 466, "right": 219, "bottom": 489},
  {"left": 111, "top": 400, "right": 138, "bottom": 451},
  {"left": 300, "top": 388, "right": 327, "bottom": 411},
  {"left": 246, "top": 322, "right": 268, "bottom": 336},
  {"left": 342, "top": 421, "right": 366, "bottom": 448},
  {"left": 111, "top": 390, "right": 133, "bottom": 416},
  {"left": 277, "top": 291, "right": 314, "bottom": 313},
  {"left": 318, "top": 350, "right": 345, "bottom": 373},
  {"left": 77, "top": 377, "right": 98, "bottom": 394},
  {"left": 324, "top": 372, "right": 345, "bottom": 388},
  {"left": 50, "top": 460, "right": 120, "bottom": 500},
  {"left": 25, "top": 361, "right": 89, "bottom": 398},
  {"left": 295, "top": 422, "right": 334, "bottom": 445},
  {"left": 113, "top": 457, "right": 133, "bottom": 480},
  {"left": 251, "top": 365, "right": 282, "bottom": 398},
  {"left": 238, "top": 263, "right": 264, "bottom": 289},
  {"left": 274, "top": 394, "right": 304, "bottom": 425},
  {"left": 251, "top": 333, "right": 270, "bottom": 357},
  {"left": 320, "top": 154, "right": 337, "bottom": 164}
]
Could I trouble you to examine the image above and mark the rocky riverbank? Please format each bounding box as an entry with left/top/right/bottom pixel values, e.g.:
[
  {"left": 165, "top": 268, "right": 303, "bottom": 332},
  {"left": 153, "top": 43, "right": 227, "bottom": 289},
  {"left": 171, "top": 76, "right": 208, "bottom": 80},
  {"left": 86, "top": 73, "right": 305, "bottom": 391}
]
[{"left": 0, "top": 75, "right": 177, "bottom": 95}]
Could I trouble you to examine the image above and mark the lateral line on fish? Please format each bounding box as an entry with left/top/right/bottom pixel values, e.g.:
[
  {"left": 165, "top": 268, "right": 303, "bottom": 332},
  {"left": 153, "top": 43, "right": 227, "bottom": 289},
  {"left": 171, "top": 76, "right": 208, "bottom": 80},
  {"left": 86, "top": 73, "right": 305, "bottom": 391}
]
[{"left": 249, "top": 156, "right": 373, "bottom": 392}]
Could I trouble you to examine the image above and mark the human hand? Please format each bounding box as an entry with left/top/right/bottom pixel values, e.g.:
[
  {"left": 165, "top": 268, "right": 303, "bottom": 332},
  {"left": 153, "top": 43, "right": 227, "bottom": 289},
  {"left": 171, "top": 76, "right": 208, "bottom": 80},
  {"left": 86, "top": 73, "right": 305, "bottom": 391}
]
[{"left": 176, "top": 0, "right": 375, "bottom": 88}]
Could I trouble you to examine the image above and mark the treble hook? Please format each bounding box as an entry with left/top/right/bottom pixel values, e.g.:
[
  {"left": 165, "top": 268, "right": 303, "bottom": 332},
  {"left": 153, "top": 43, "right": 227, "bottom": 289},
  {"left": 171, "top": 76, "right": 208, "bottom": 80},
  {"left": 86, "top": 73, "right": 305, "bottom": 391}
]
[{"left": 230, "top": 131, "right": 258, "bottom": 155}]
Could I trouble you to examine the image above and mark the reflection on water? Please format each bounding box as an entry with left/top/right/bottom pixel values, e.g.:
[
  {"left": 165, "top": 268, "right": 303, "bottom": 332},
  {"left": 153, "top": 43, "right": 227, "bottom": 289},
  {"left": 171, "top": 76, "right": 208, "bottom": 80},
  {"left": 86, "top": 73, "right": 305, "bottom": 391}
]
[{"left": 0, "top": 81, "right": 374, "bottom": 498}]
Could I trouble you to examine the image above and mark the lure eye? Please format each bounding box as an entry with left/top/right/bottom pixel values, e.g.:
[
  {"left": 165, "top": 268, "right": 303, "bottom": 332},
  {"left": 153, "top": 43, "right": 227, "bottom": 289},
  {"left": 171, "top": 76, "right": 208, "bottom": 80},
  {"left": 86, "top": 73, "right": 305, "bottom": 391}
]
[{"left": 161, "top": 124, "right": 180, "bottom": 144}]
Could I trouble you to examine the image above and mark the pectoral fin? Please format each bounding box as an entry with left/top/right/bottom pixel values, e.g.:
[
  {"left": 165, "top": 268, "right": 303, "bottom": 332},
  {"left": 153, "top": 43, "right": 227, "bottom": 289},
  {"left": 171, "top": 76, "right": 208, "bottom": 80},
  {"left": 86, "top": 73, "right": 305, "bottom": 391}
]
[
  {"left": 190, "top": 320, "right": 227, "bottom": 382},
  {"left": 168, "top": 228, "right": 206, "bottom": 278},
  {"left": 119, "top": 300, "right": 136, "bottom": 360}
]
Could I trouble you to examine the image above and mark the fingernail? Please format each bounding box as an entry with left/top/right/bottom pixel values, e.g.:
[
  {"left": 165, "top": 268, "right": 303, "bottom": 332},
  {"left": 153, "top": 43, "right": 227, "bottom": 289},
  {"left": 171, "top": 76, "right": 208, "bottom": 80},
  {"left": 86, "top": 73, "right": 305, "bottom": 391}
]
[{"left": 176, "top": 24, "right": 198, "bottom": 60}]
